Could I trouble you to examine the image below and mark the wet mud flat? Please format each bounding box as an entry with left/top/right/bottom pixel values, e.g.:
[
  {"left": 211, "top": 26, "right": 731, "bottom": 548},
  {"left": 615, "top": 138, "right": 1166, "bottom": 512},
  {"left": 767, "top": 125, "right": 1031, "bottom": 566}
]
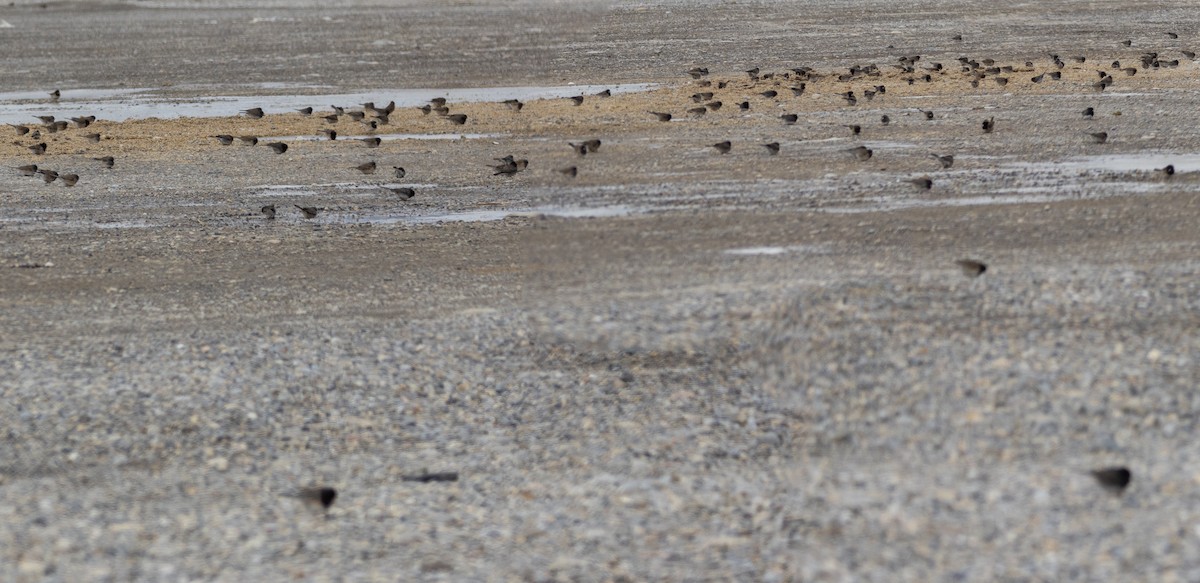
[{"left": 4, "top": 1, "right": 1200, "bottom": 581}]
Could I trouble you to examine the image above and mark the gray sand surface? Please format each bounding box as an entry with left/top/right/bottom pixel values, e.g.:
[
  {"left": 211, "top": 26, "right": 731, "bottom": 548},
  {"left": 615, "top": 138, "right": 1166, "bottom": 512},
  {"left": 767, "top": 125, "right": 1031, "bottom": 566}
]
[{"left": 3, "top": 1, "right": 1200, "bottom": 581}]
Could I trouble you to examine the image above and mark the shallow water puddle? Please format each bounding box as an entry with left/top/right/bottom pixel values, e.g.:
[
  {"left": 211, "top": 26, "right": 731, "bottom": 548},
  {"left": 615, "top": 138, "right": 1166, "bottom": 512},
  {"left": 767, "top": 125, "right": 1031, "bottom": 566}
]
[{"left": 0, "top": 83, "right": 655, "bottom": 124}]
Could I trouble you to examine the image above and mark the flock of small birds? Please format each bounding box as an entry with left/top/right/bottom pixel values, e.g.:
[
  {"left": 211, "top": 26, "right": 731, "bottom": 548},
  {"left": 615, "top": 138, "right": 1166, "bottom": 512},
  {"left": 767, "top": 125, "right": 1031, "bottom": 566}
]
[{"left": 9, "top": 111, "right": 108, "bottom": 187}]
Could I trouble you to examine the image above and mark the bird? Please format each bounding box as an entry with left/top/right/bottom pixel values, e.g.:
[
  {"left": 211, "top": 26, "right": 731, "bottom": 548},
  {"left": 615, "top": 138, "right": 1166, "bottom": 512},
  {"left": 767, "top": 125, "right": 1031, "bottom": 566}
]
[
  {"left": 1166, "top": 32, "right": 1179, "bottom": 39},
  {"left": 711, "top": 141, "right": 732, "bottom": 154},
  {"left": 847, "top": 124, "right": 862, "bottom": 136},
  {"left": 841, "top": 91, "right": 857, "bottom": 106},
  {"left": 401, "top": 471, "right": 459, "bottom": 483},
  {"left": 213, "top": 134, "right": 234, "bottom": 145},
  {"left": 650, "top": 112, "right": 672, "bottom": 122},
  {"left": 322, "top": 114, "right": 339, "bottom": 123},
  {"left": 28, "top": 143, "right": 47, "bottom": 155},
  {"left": 982, "top": 117, "right": 995, "bottom": 133},
  {"left": 705, "top": 101, "right": 723, "bottom": 111},
  {"left": 429, "top": 97, "right": 447, "bottom": 107},
  {"left": 790, "top": 84, "right": 806, "bottom": 96},
  {"left": 45, "top": 120, "right": 69, "bottom": 133},
  {"left": 881, "top": 115, "right": 890, "bottom": 126},
  {"left": 35, "top": 115, "right": 55, "bottom": 124},
  {"left": 9, "top": 124, "right": 30, "bottom": 135},
  {"left": 49, "top": 89, "right": 60, "bottom": 102},
  {"left": 59, "top": 174, "right": 79, "bottom": 187},
  {"left": 297, "top": 107, "right": 313, "bottom": 115},
  {"left": 389, "top": 187, "right": 416, "bottom": 200},
  {"left": 931, "top": 154, "right": 954, "bottom": 169},
  {"left": 581, "top": 139, "right": 601, "bottom": 153},
  {"left": 491, "top": 156, "right": 528, "bottom": 176},
  {"left": 920, "top": 110, "right": 934, "bottom": 120},
  {"left": 84, "top": 133, "right": 102, "bottom": 143},
  {"left": 762, "top": 142, "right": 780, "bottom": 155},
  {"left": 745, "top": 67, "right": 760, "bottom": 79},
  {"left": 330, "top": 105, "right": 346, "bottom": 114},
  {"left": 393, "top": 166, "right": 406, "bottom": 179},
  {"left": 503, "top": 99, "right": 524, "bottom": 112},
  {"left": 1121, "top": 39, "right": 1132, "bottom": 47},
  {"left": 596, "top": 89, "right": 612, "bottom": 97},
  {"left": 360, "top": 137, "right": 381, "bottom": 148},
  {"left": 266, "top": 142, "right": 288, "bottom": 154},
  {"left": 447, "top": 114, "right": 467, "bottom": 125},
  {"left": 557, "top": 166, "right": 578, "bottom": 177},
  {"left": 1155, "top": 164, "right": 1175, "bottom": 178},
  {"left": 318, "top": 129, "right": 337, "bottom": 140},
  {"left": 70, "top": 116, "right": 93, "bottom": 128},
  {"left": 761, "top": 90, "right": 778, "bottom": 98},
  {"left": 956, "top": 259, "right": 987, "bottom": 277},
  {"left": 687, "top": 67, "right": 709, "bottom": 78},
  {"left": 567, "top": 95, "right": 584, "bottom": 106},
  {"left": 290, "top": 487, "right": 337, "bottom": 509},
  {"left": 1031, "top": 73, "right": 1045, "bottom": 83},
  {"left": 16, "top": 164, "right": 38, "bottom": 176},
  {"left": 687, "top": 107, "right": 707, "bottom": 116},
  {"left": 781, "top": 113, "right": 798, "bottom": 125},
  {"left": 1088, "top": 131, "right": 1108, "bottom": 144},
  {"left": 848, "top": 145, "right": 872, "bottom": 161},
  {"left": 355, "top": 161, "right": 377, "bottom": 174},
  {"left": 238, "top": 136, "right": 258, "bottom": 146},
  {"left": 346, "top": 110, "right": 366, "bottom": 121},
  {"left": 569, "top": 142, "right": 589, "bottom": 156},
  {"left": 909, "top": 177, "right": 933, "bottom": 190},
  {"left": 240, "top": 107, "right": 264, "bottom": 119},
  {"left": 1090, "top": 467, "right": 1131, "bottom": 494},
  {"left": 738, "top": 101, "right": 750, "bottom": 110},
  {"left": 39, "top": 169, "right": 58, "bottom": 183},
  {"left": 295, "top": 205, "right": 320, "bottom": 219},
  {"left": 94, "top": 156, "right": 115, "bottom": 168},
  {"left": 1082, "top": 107, "right": 1095, "bottom": 118},
  {"left": 261, "top": 204, "right": 276, "bottom": 219}
]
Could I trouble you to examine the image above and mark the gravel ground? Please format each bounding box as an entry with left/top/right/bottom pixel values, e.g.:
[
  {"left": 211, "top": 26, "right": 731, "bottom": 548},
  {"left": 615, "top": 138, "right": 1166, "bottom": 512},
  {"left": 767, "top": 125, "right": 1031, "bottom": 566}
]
[{"left": 4, "top": 1, "right": 1200, "bottom": 582}]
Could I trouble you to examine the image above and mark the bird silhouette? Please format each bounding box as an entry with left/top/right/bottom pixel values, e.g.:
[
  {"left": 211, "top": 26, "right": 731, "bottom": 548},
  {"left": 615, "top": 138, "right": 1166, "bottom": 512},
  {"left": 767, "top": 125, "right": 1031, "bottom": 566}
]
[
  {"left": 650, "top": 112, "right": 672, "bottom": 122},
  {"left": 261, "top": 204, "right": 276, "bottom": 219},
  {"left": 389, "top": 187, "right": 416, "bottom": 200},
  {"left": 762, "top": 142, "right": 780, "bottom": 155},
  {"left": 213, "top": 134, "right": 234, "bottom": 145},
  {"left": 94, "top": 156, "right": 115, "bottom": 168},
  {"left": 956, "top": 259, "right": 986, "bottom": 277},
  {"left": 931, "top": 154, "right": 954, "bottom": 169},
  {"left": 393, "top": 166, "right": 406, "bottom": 179},
  {"left": 295, "top": 205, "right": 320, "bottom": 219},
  {"left": 711, "top": 141, "right": 732, "bottom": 154},
  {"left": 848, "top": 145, "right": 872, "bottom": 161},
  {"left": 240, "top": 107, "right": 265, "bottom": 118},
  {"left": 297, "top": 107, "right": 313, "bottom": 115},
  {"left": 355, "top": 161, "right": 377, "bottom": 174},
  {"left": 1090, "top": 467, "right": 1131, "bottom": 494},
  {"left": 982, "top": 117, "right": 995, "bottom": 133},
  {"left": 360, "top": 137, "right": 382, "bottom": 148},
  {"left": 266, "top": 142, "right": 288, "bottom": 154},
  {"left": 59, "top": 173, "right": 79, "bottom": 187}
]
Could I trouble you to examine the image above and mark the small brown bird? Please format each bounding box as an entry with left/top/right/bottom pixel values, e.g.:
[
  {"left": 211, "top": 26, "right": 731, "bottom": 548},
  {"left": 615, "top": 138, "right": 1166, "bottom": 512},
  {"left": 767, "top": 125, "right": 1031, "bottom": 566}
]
[
  {"left": 567, "top": 95, "right": 584, "bottom": 106},
  {"left": 738, "top": 101, "right": 750, "bottom": 110},
  {"left": 1048, "top": 71, "right": 1062, "bottom": 80},
  {"left": 1088, "top": 131, "right": 1108, "bottom": 144},
  {"left": 348, "top": 110, "right": 368, "bottom": 121},
  {"left": 982, "top": 117, "right": 995, "bottom": 133},
  {"left": 781, "top": 113, "right": 798, "bottom": 125},
  {"left": 956, "top": 259, "right": 987, "bottom": 277},
  {"left": 59, "top": 173, "right": 79, "bottom": 187},
  {"left": 389, "top": 187, "right": 416, "bottom": 200},
  {"left": 9, "top": 124, "right": 30, "bottom": 135},
  {"left": 1184, "top": 51, "right": 1197, "bottom": 60},
  {"left": 595, "top": 89, "right": 611, "bottom": 97},
  {"left": 847, "top": 124, "right": 862, "bottom": 136},
  {"left": 360, "top": 137, "right": 381, "bottom": 148},
  {"left": 447, "top": 114, "right": 467, "bottom": 125},
  {"left": 28, "top": 143, "right": 47, "bottom": 155},
  {"left": 330, "top": 106, "right": 346, "bottom": 114},
  {"left": 49, "top": 89, "right": 60, "bottom": 101},
  {"left": 687, "top": 106, "right": 707, "bottom": 116},
  {"left": 920, "top": 110, "right": 934, "bottom": 120},
  {"left": 296, "top": 107, "right": 313, "bottom": 115},
  {"left": 745, "top": 67, "right": 760, "bottom": 79},
  {"left": 238, "top": 136, "right": 258, "bottom": 146},
  {"left": 1156, "top": 164, "right": 1175, "bottom": 178},
  {"left": 319, "top": 129, "right": 337, "bottom": 140},
  {"left": 70, "top": 116, "right": 93, "bottom": 128},
  {"left": 213, "top": 134, "right": 234, "bottom": 145},
  {"left": 35, "top": 115, "right": 55, "bottom": 124},
  {"left": 761, "top": 90, "right": 778, "bottom": 98},
  {"left": 261, "top": 204, "right": 276, "bottom": 219},
  {"left": 393, "top": 166, "right": 406, "bottom": 179},
  {"left": 569, "top": 142, "right": 589, "bottom": 156},
  {"left": 45, "top": 120, "right": 70, "bottom": 133},
  {"left": 94, "top": 156, "right": 115, "bottom": 168},
  {"left": 292, "top": 487, "right": 338, "bottom": 509},
  {"left": 841, "top": 91, "right": 857, "bottom": 106},
  {"left": 1090, "top": 467, "right": 1131, "bottom": 494},
  {"left": 17, "top": 164, "right": 38, "bottom": 176},
  {"left": 355, "top": 161, "right": 377, "bottom": 174},
  {"left": 39, "top": 169, "right": 58, "bottom": 183},
  {"left": 790, "top": 84, "right": 806, "bottom": 96},
  {"left": 705, "top": 101, "right": 722, "bottom": 111},
  {"left": 503, "top": 99, "right": 524, "bottom": 112},
  {"left": 295, "top": 205, "right": 320, "bottom": 219},
  {"left": 881, "top": 114, "right": 890, "bottom": 126},
  {"left": 266, "top": 142, "right": 288, "bottom": 154},
  {"left": 762, "top": 142, "right": 780, "bottom": 155},
  {"left": 650, "top": 111, "right": 672, "bottom": 122},
  {"left": 1031, "top": 73, "right": 1045, "bottom": 83},
  {"left": 582, "top": 139, "right": 601, "bottom": 153},
  {"left": 1083, "top": 107, "right": 1095, "bottom": 118},
  {"left": 848, "top": 145, "right": 872, "bottom": 161},
  {"left": 1167, "top": 32, "right": 1179, "bottom": 39},
  {"left": 691, "top": 92, "right": 714, "bottom": 102},
  {"left": 84, "top": 132, "right": 102, "bottom": 143},
  {"left": 558, "top": 166, "right": 578, "bottom": 177},
  {"left": 240, "top": 107, "right": 264, "bottom": 118},
  {"left": 429, "top": 97, "right": 447, "bottom": 107},
  {"left": 909, "top": 176, "right": 933, "bottom": 190},
  {"left": 1121, "top": 39, "right": 1132, "bottom": 47},
  {"left": 687, "top": 67, "right": 709, "bottom": 78},
  {"left": 711, "top": 141, "right": 732, "bottom": 154},
  {"left": 322, "top": 114, "right": 339, "bottom": 123},
  {"left": 931, "top": 154, "right": 954, "bottom": 169}
]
